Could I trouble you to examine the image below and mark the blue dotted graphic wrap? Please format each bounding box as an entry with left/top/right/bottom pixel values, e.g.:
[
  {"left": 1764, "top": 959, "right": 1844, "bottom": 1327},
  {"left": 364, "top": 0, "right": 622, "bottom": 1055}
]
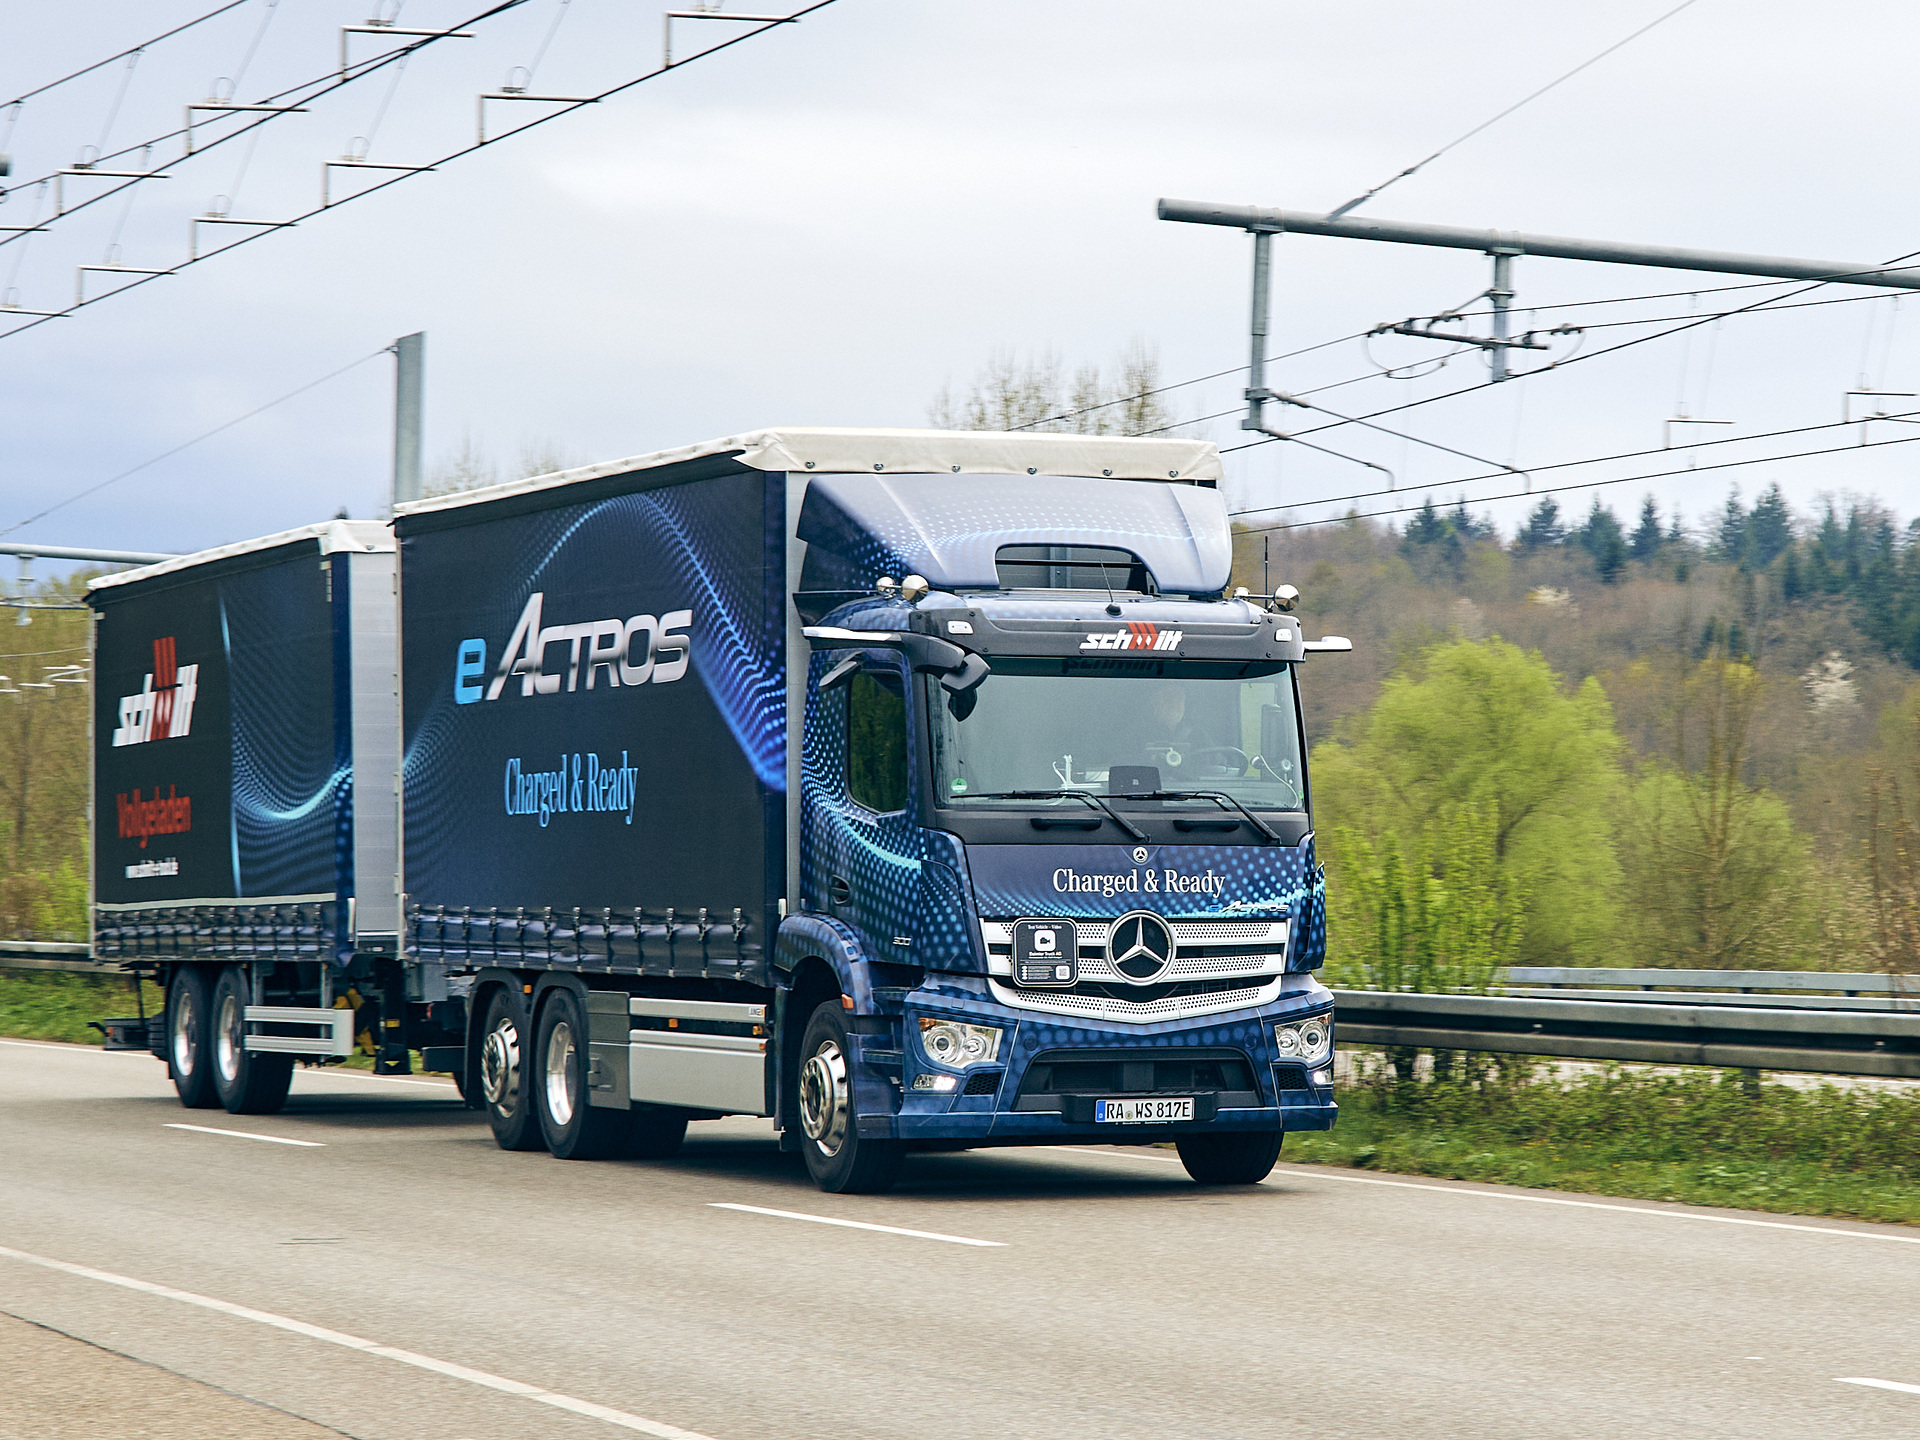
[{"left": 796, "top": 473, "right": 1232, "bottom": 595}]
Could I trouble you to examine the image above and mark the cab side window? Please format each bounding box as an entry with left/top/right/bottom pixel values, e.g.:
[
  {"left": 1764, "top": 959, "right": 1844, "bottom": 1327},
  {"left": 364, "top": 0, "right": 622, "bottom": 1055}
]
[{"left": 847, "top": 669, "right": 909, "bottom": 813}]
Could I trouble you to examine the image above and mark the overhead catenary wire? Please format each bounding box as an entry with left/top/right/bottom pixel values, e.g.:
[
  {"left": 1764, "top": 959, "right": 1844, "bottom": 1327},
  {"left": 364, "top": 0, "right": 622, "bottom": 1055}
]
[
  {"left": 0, "top": 0, "right": 839, "bottom": 343},
  {"left": 1232, "top": 429, "right": 1920, "bottom": 536},
  {"left": 0, "top": 1, "right": 254, "bottom": 111},
  {"left": 0, "top": 348, "right": 389, "bottom": 537},
  {"left": 1325, "top": 0, "right": 1702, "bottom": 219},
  {"left": 1217, "top": 245, "right": 1920, "bottom": 457},
  {"left": 0, "top": 1, "right": 536, "bottom": 239},
  {"left": 1228, "top": 407, "right": 1920, "bottom": 520},
  {"left": 1006, "top": 273, "right": 1896, "bottom": 437}
]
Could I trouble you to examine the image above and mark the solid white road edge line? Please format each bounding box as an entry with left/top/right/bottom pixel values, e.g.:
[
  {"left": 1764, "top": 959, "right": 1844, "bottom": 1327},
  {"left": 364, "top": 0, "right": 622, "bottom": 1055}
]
[
  {"left": 164, "top": 1123, "right": 324, "bottom": 1148},
  {"left": 0, "top": 1244, "right": 718, "bottom": 1440},
  {"left": 1839, "top": 1377, "right": 1920, "bottom": 1396},
  {"left": 0, "top": 1039, "right": 457, "bottom": 1089},
  {"left": 709, "top": 1202, "right": 1006, "bottom": 1247},
  {"left": 1027, "top": 1146, "right": 1920, "bottom": 1246}
]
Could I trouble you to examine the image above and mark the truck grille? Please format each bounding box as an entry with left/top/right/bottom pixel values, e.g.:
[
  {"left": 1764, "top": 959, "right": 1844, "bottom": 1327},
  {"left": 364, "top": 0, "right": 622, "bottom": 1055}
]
[
  {"left": 981, "top": 918, "right": 1289, "bottom": 985},
  {"left": 987, "top": 974, "right": 1284, "bottom": 1022}
]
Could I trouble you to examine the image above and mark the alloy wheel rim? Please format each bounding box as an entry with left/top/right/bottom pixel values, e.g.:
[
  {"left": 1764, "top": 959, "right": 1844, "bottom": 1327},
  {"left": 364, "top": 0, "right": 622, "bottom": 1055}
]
[
  {"left": 798, "top": 1038, "right": 849, "bottom": 1156},
  {"left": 543, "top": 1019, "right": 576, "bottom": 1128},
  {"left": 481, "top": 1017, "right": 519, "bottom": 1110},
  {"left": 171, "top": 989, "right": 198, "bottom": 1076},
  {"left": 215, "top": 991, "right": 242, "bottom": 1083}
]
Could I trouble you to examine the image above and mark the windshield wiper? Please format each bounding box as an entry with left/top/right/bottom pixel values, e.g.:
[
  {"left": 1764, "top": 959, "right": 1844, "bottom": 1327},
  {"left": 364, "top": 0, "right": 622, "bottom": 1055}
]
[
  {"left": 960, "top": 790, "right": 1148, "bottom": 842},
  {"left": 1133, "top": 790, "right": 1283, "bottom": 845}
]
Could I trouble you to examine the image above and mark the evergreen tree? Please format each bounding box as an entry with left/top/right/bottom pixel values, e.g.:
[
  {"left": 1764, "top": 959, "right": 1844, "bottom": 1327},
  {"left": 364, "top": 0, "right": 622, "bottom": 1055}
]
[
  {"left": 1716, "top": 489, "right": 1748, "bottom": 566},
  {"left": 1630, "top": 495, "right": 1663, "bottom": 561},
  {"left": 1514, "top": 497, "right": 1565, "bottom": 552},
  {"left": 1576, "top": 499, "right": 1627, "bottom": 584},
  {"left": 1747, "top": 483, "right": 1793, "bottom": 567}
]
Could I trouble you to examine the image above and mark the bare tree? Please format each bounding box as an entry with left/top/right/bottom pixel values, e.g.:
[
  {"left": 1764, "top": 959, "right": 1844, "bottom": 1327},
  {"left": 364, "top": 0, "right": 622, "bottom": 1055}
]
[{"left": 928, "top": 339, "right": 1173, "bottom": 436}]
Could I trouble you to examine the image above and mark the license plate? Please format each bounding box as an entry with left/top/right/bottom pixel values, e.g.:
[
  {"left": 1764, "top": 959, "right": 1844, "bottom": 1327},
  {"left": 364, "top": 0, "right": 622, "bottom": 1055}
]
[{"left": 1095, "top": 1096, "right": 1195, "bottom": 1124}]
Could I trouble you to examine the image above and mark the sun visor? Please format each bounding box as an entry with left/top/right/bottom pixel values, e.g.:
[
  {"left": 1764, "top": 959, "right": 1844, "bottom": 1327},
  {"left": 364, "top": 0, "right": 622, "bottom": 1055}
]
[{"left": 795, "top": 474, "right": 1233, "bottom": 595}]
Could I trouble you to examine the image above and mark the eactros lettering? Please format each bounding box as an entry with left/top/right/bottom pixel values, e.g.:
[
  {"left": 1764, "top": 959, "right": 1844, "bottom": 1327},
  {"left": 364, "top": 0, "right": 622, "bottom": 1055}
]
[{"left": 454, "top": 592, "right": 692, "bottom": 704}]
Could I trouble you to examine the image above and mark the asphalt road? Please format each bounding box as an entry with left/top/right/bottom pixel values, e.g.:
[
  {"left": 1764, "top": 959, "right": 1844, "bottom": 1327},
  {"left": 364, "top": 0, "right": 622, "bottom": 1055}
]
[{"left": 3, "top": 1038, "right": 1918, "bottom": 1440}]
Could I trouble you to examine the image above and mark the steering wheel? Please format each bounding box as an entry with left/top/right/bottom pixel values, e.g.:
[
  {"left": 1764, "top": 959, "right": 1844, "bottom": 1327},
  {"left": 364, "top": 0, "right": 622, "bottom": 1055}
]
[{"left": 1178, "top": 745, "right": 1250, "bottom": 776}]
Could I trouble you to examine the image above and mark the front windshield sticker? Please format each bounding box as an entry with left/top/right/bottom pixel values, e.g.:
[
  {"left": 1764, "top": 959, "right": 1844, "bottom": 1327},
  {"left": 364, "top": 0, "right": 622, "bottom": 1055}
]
[{"left": 969, "top": 842, "right": 1321, "bottom": 926}]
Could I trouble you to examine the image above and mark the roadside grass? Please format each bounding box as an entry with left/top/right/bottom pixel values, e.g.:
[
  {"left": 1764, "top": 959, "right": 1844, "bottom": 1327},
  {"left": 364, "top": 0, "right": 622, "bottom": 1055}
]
[
  {"left": 0, "top": 970, "right": 162, "bottom": 1046},
  {"left": 0, "top": 972, "right": 456, "bottom": 1079},
  {"left": 1288, "top": 1063, "right": 1920, "bottom": 1226}
]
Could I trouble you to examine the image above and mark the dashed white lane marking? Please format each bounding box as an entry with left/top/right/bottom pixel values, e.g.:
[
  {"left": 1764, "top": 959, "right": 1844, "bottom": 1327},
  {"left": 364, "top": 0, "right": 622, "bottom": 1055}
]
[
  {"left": 0, "top": 1244, "right": 719, "bottom": 1439},
  {"left": 709, "top": 1202, "right": 1006, "bottom": 1247},
  {"left": 1840, "top": 1377, "right": 1920, "bottom": 1396},
  {"left": 164, "top": 1123, "right": 324, "bottom": 1148},
  {"left": 1026, "top": 1146, "right": 1920, "bottom": 1246}
]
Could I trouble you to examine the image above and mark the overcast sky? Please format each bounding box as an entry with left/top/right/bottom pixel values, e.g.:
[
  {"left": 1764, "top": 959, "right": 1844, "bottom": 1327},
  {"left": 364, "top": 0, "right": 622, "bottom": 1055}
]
[{"left": 5, "top": 0, "right": 1920, "bottom": 572}]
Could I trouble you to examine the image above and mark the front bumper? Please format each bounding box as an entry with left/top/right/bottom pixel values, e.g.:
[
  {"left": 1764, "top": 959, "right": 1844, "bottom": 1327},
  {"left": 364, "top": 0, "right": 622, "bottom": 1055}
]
[{"left": 852, "top": 973, "right": 1337, "bottom": 1144}]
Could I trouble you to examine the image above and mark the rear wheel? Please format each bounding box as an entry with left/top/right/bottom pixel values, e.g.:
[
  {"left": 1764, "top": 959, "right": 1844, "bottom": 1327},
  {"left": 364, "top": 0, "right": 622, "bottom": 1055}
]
[
  {"left": 209, "top": 967, "right": 294, "bottom": 1115},
  {"left": 480, "top": 986, "right": 545, "bottom": 1151},
  {"left": 798, "top": 1001, "right": 901, "bottom": 1194},
  {"left": 534, "top": 989, "right": 641, "bottom": 1160},
  {"left": 167, "top": 967, "right": 218, "bottom": 1109},
  {"left": 1176, "top": 1129, "right": 1283, "bottom": 1185}
]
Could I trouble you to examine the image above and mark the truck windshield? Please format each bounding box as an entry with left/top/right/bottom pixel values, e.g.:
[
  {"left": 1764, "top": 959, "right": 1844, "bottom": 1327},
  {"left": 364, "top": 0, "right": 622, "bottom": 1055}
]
[{"left": 926, "top": 659, "right": 1305, "bottom": 811}]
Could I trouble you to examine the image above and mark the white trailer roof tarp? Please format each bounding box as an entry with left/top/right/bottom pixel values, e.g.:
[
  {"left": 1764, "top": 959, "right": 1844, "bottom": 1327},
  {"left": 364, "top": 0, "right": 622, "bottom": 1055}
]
[{"left": 394, "top": 427, "right": 1222, "bottom": 519}]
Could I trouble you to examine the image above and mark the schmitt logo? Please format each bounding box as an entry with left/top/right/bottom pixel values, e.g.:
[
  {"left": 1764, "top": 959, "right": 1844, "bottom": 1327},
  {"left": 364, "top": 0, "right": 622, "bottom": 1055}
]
[
  {"left": 1079, "top": 622, "right": 1182, "bottom": 653},
  {"left": 110, "top": 637, "right": 199, "bottom": 747},
  {"left": 455, "top": 591, "right": 692, "bottom": 704}
]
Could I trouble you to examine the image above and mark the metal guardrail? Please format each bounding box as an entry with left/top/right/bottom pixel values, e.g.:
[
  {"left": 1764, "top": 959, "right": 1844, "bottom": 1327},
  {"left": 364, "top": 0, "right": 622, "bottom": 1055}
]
[
  {"left": 0, "top": 940, "right": 108, "bottom": 974},
  {"left": 1335, "top": 968, "right": 1920, "bottom": 1079}
]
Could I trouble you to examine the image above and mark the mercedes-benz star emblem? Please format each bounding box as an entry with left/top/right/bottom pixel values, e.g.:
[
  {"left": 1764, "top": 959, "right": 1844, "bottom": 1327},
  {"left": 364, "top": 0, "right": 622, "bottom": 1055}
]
[
  {"left": 1108, "top": 910, "right": 1176, "bottom": 984},
  {"left": 1131, "top": 846, "right": 1150, "bottom": 864}
]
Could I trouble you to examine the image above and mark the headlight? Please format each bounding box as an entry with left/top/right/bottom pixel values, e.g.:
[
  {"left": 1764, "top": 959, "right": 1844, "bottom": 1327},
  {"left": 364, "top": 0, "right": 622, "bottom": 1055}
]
[
  {"left": 1275, "top": 1014, "right": 1332, "bottom": 1066},
  {"left": 917, "top": 1017, "right": 1002, "bottom": 1068}
]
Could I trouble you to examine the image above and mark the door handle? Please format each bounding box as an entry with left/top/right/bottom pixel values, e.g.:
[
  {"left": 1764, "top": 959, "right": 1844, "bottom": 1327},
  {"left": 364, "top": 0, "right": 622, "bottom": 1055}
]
[{"left": 829, "top": 875, "right": 852, "bottom": 907}]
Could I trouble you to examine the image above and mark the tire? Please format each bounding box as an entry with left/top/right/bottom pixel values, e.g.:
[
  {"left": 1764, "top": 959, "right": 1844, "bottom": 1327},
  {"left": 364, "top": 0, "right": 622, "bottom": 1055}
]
[
  {"left": 479, "top": 986, "right": 546, "bottom": 1151},
  {"left": 166, "top": 967, "right": 219, "bottom": 1110},
  {"left": 1176, "top": 1129, "right": 1284, "bottom": 1185},
  {"left": 210, "top": 967, "right": 294, "bottom": 1115},
  {"left": 534, "top": 989, "right": 639, "bottom": 1160},
  {"left": 797, "top": 1000, "right": 901, "bottom": 1194}
]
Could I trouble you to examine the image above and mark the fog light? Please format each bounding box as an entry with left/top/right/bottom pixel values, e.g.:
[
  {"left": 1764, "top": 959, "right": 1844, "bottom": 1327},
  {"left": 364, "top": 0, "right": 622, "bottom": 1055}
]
[
  {"left": 1313, "top": 1068, "right": 1333, "bottom": 1087},
  {"left": 917, "top": 1017, "right": 1002, "bottom": 1068},
  {"left": 912, "top": 1073, "right": 958, "bottom": 1092}
]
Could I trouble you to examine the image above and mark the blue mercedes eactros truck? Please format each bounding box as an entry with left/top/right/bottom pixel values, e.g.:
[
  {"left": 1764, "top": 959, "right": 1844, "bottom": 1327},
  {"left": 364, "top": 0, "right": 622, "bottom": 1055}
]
[{"left": 89, "top": 428, "right": 1348, "bottom": 1192}]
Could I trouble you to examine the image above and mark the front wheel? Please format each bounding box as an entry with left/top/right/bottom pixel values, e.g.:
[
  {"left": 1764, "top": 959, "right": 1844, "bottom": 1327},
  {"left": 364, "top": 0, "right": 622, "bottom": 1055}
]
[
  {"left": 1176, "top": 1129, "right": 1283, "bottom": 1184},
  {"left": 797, "top": 1001, "right": 901, "bottom": 1194}
]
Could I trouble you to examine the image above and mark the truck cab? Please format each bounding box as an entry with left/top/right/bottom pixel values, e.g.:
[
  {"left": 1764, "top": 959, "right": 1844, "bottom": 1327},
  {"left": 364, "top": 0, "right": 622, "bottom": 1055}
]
[{"left": 773, "top": 464, "right": 1339, "bottom": 1190}]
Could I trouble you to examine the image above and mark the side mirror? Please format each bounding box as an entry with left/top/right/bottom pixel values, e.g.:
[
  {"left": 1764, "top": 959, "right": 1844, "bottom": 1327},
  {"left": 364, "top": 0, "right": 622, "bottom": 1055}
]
[
  {"left": 817, "top": 655, "right": 862, "bottom": 690},
  {"left": 939, "top": 652, "right": 989, "bottom": 696}
]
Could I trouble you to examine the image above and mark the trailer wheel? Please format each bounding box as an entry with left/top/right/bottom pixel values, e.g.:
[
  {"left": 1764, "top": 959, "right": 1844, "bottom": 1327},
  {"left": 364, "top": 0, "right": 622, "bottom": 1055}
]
[
  {"left": 209, "top": 967, "right": 294, "bottom": 1115},
  {"left": 480, "top": 987, "right": 545, "bottom": 1151},
  {"left": 797, "top": 1001, "right": 901, "bottom": 1194},
  {"left": 1175, "top": 1129, "right": 1283, "bottom": 1185},
  {"left": 167, "top": 967, "right": 219, "bottom": 1109},
  {"left": 534, "top": 989, "right": 634, "bottom": 1160}
]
